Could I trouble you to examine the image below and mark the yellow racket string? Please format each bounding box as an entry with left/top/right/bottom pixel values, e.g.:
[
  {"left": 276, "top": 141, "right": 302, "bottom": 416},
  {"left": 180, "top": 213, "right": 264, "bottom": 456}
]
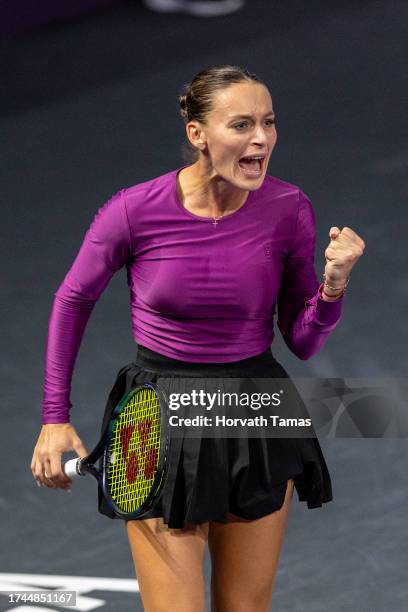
[{"left": 106, "top": 388, "right": 162, "bottom": 513}]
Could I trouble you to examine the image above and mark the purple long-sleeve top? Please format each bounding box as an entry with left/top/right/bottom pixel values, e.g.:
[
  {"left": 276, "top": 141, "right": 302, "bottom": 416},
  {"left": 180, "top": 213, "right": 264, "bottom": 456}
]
[{"left": 42, "top": 165, "right": 344, "bottom": 424}]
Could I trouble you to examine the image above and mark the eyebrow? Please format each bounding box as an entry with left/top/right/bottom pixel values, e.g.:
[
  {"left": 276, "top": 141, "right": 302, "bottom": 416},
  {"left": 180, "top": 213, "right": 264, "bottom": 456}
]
[{"left": 228, "top": 112, "right": 276, "bottom": 120}]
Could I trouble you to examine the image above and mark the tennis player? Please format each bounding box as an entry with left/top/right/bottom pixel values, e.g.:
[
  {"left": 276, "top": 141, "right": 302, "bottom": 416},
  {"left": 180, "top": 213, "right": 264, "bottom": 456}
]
[{"left": 31, "top": 64, "right": 365, "bottom": 611}]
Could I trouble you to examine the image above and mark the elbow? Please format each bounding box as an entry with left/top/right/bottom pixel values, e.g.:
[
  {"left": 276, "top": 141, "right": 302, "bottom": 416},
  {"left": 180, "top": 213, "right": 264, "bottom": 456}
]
[
  {"left": 282, "top": 336, "right": 315, "bottom": 360},
  {"left": 292, "top": 347, "right": 315, "bottom": 360},
  {"left": 54, "top": 281, "right": 96, "bottom": 312},
  {"left": 282, "top": 333, "right": 319, "bottom": 360}
]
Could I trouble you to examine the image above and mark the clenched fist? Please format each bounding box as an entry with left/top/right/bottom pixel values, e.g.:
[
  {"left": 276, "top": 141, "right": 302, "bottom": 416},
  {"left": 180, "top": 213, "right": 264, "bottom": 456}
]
[{"left": 324, "top": 226, "right": 365, "bottom": 288}]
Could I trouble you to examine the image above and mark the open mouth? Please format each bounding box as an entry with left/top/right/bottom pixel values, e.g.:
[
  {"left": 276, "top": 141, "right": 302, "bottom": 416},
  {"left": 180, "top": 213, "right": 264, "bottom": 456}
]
[{"left": 238, "top": 155, "right": 265, "bottom": 176}]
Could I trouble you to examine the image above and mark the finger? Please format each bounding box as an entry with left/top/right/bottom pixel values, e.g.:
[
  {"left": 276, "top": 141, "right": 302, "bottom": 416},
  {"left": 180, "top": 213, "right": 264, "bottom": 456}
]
[
  {"left": 44, "top": 458, "right": 57, "bottom": 488},
  {"left": 49, "top": 452, "right": 71, "bottom": 488},
  {"left": 31, "top": 458, "right": 45, "bottom": 487},
  {"left": 329, "top": 227, "right": 341, "bottom": 239},
  {"left": 34, "top": 456, "right": 51, "bottom": 487},
  {"left": 339, "top": 226, "right": 363, "bottom": 244}
]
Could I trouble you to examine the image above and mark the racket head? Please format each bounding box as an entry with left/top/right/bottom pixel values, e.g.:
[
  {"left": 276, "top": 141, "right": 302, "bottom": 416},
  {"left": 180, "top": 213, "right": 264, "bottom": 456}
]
[{"left": 100, "top": 382, "right": 171, "bottom": 520}]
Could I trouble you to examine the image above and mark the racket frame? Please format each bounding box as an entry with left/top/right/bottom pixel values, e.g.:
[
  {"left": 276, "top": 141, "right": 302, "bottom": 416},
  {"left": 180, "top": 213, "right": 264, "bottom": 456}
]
[
  {"left": 67, "top": 382, "right": 171, "bottom": 520},
  {"left": 101, "top": 382, "right": 171, "bottom": 519}
]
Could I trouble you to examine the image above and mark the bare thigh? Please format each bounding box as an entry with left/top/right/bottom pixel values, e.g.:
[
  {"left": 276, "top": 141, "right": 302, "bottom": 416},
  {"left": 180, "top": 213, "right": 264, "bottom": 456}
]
[
  {"left": 208, "top": 478, "right": 295, "bottom": 612},
  {"left": 126, "top": 517, "right": 209, "bottom": 612}
]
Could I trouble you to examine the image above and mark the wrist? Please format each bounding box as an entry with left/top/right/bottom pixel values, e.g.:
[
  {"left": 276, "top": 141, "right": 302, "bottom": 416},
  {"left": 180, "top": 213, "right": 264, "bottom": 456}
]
[
  {"left": 321, "top": 273, "right": 350, "bottom": 300},
  {"left": 323, "top": 273, "right": 350, "bottom": 291},
  {"left": 321, "top": 290, "right": 343, "bottom": 301},
  {"left": 318, "top": 282, "right": 344, "bottom": 301},
  {"left": 42, "top": 422, "right": 72, "bottom": 427}
]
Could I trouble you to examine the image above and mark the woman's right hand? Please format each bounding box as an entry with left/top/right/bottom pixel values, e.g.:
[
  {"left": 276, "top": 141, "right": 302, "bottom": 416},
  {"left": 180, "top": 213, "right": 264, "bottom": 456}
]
[{"left": 31, "top": 423, "right": 89, "bottom": 491}]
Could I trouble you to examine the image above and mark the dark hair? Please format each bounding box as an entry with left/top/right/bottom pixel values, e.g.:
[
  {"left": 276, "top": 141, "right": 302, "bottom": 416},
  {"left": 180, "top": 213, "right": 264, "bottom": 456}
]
[{"left": 178, "top": 64, "right": 266, "bottom": 164}]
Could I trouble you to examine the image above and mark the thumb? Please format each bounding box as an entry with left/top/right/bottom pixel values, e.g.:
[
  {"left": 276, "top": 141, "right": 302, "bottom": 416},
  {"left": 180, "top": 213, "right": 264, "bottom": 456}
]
[{"left": 329, "top": 226, "right": 341, "bottom": 239}]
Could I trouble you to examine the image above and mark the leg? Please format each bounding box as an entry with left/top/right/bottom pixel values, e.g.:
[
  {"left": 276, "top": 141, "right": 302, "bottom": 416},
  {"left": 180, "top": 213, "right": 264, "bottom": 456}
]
[
  {"left": 126, "top": 517, "right": 209, "bottom": 612},
  {"left": 208, "top": 478, "right": 295, "bottom": 612}
]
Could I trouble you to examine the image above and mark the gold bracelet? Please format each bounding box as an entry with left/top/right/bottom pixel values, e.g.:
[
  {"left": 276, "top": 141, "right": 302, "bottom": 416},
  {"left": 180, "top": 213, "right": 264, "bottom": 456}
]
[
  {"left": 318, "top": 282, "right": 345, "bottom": 300},
  {"left": 322, "top": 287, "right": 345, "bottom": 299},
  {"left": 323, "top": 273, "right": 350, "bottom": 292}
]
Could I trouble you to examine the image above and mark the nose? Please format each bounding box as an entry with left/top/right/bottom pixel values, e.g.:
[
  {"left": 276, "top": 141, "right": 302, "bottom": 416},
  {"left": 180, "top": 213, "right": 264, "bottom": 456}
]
[{"left": 251, "top": 124, "right": 270, "bottom": 146}]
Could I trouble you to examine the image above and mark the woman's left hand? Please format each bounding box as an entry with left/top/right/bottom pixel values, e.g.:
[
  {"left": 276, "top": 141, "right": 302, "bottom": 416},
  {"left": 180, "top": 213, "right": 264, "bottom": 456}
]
[{"left": 324, "top": 226, "right": 365, "bottom": 286}]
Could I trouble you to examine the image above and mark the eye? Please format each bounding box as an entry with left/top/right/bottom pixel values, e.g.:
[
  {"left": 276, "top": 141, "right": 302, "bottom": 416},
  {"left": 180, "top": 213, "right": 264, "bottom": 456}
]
[
  {"left": 233, "top": 118, "right": 276, "bottom": 130},
  {"left": 234, "top": 122, "right": 248, "bottom": 130}
]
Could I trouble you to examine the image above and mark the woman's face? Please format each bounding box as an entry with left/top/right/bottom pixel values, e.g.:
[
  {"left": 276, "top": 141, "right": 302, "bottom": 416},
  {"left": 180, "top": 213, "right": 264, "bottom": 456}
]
[{"left": 192, "top": 82, "right": 277, "bottom": 189}]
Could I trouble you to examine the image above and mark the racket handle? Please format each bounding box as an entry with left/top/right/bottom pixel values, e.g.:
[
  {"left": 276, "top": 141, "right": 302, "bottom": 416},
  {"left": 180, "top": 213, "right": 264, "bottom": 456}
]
[{"left": 63, "top": 457, "right": 85, "bottom": 479}]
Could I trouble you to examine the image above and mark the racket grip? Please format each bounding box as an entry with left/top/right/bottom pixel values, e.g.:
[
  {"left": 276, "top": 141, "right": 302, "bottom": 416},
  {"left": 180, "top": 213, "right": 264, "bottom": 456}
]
[{"left": 63, "top": 457, "right": 84, "bottom": 479}]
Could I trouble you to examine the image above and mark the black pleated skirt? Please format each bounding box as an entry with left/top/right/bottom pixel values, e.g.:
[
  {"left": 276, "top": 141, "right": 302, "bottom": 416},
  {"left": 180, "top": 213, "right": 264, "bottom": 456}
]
[{"left": 97, "top": 344, "right": 333, "bottom": 528}]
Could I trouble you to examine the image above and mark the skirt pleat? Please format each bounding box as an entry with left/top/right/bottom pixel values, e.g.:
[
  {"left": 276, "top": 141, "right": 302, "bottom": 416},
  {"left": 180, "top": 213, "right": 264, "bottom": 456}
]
[{"left": 97, "top": 345, "right": 333, "bottom": 528}]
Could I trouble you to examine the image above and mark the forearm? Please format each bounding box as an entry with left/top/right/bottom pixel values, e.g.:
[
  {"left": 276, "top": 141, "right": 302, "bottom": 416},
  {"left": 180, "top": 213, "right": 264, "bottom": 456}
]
[
  {"left": 42, "top": 290, "right": 95, "bottom": 424},
  {"left": 278, "top": 282, "right": 344, "bottom": 360}
]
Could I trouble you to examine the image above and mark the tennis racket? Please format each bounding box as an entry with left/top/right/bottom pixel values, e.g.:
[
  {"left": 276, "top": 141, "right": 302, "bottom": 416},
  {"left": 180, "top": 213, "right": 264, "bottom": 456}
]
[{"left": 63, "top": 382, "right": 171, "bottom": 520}]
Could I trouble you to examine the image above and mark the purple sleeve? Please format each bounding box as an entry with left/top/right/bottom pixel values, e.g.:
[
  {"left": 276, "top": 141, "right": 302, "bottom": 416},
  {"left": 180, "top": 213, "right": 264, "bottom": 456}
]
[
  {"left": 276, "top": 190, "right": 344, "bottom": 360},
  {"left": 42, "top": 190, "right": 132, "bottom": 424}
]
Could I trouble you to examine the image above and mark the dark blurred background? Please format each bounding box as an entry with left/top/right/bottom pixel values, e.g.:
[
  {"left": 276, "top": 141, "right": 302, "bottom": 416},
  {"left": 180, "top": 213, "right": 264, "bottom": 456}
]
[{"left": 1, "top": 1, "right": 407, "bottom": 610}]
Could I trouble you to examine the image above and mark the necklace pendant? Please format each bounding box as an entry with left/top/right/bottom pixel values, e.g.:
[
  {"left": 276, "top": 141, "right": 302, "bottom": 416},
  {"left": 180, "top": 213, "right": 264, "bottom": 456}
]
[{"left": 212, "top": 218, "right": 219, "bottom": 227}]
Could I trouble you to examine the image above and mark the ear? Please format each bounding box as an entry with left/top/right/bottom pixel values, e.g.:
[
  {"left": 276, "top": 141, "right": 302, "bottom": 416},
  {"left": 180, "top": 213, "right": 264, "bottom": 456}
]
[{"left": 186, "top": 121, "right": 206, "bottom": 150}]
